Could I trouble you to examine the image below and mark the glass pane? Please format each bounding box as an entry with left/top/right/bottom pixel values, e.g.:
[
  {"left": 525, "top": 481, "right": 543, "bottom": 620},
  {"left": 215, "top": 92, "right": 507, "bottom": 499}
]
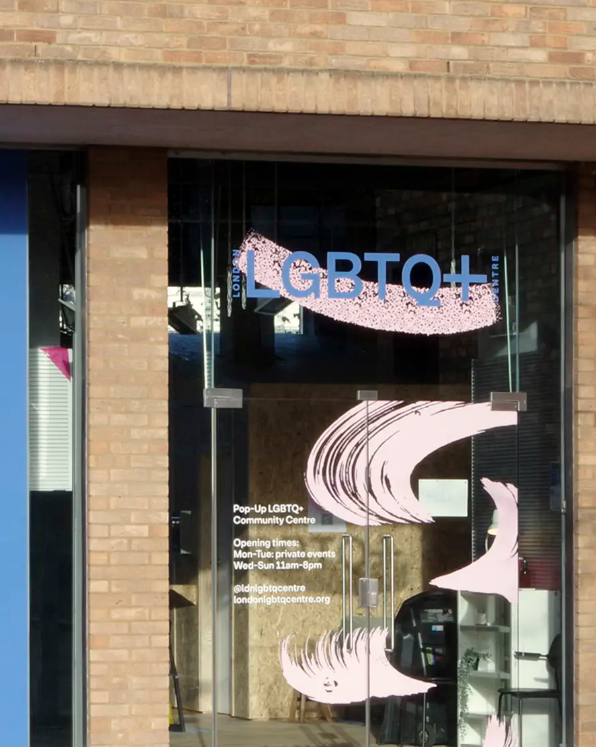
[
  {"left": 167, "top": 160, "right": 565, "bottom": 747},
  {"left": 28, "top": 152, "right": 79, "bottom": 747},
  {"left": 506, "top": 180, "right": 563, "bottom": 747},
  {"left": 216, "top": 395, "right": 372, "bottom": 747}
]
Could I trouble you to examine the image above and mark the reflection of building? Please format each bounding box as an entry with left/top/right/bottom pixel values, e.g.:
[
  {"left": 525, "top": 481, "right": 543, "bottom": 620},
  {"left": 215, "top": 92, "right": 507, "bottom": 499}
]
[
  {"left": 1, "top": 15, "right": 595, "bottom": 747},
  {"left": 167, "top": 165, "right": 569, "bottom": 747}
]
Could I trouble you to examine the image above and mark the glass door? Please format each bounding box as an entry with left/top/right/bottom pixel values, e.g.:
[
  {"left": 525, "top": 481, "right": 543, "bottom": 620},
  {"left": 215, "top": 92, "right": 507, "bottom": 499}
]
[
  {"left": 208, "top": 390, "right": 526, "bottom": 747},
  {"left": 211, "top": 391, "right": 376, "bottom": 747}
]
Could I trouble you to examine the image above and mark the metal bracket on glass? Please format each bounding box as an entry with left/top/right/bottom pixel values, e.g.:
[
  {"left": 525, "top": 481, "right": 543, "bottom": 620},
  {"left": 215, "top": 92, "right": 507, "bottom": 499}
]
[
  {"left": 170, "top": 511, "right": 193, "bottom": 555},
  {"left": 357, "top": 390, "right": 378, "bottom": 401},
  {"left": 179, "top": 510, "right": 193, "bottom": 555},
  {"left": 490, "top": 391, "right": 527, "bottom": 412},
  {"left": 341, "top": 535, "right": 354, "bottom": 649},
  {"left": 358, "top": 578, "right": 379, "bottom": 609},
  {"left": 203, "top": 388, "right": 243, "bottom": 409},
  {"left": 382, "top": 535, "right": 395, "bottom": 651}
]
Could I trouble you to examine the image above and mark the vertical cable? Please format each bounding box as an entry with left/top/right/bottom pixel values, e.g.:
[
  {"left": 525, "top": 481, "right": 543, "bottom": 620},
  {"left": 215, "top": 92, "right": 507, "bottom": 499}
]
[
  {"left": 503, "top": 202, "right": 513, "bottom": 393},
  {"left": 241, "top": 162, "right": 247, "bottom": 310},
  {"left": 365, "top": 400, "right": 371, "bottom": 747},
  {"left": 210, "top": 161, "right": 218, "bottom": 747},
  {"left": 179, "top": 208, "right": 184, "bottom": 304},
  {"left": 514, "top": 177, "right": 521, "bottom": 392},
  {"left": 450, "top": 168, "right": 456, "bottom": 285},
  {"left": 226, "top": 163, "right": 232, "bottom": 318},
  {"left": 211, "top": 163, "right": 217, "bottom": 389},
  {"left": 274, "top": 162, "right": 278, "bottom": 244},
  {"left": 242, "top": 163, "right": 246, "bottom": 238}
]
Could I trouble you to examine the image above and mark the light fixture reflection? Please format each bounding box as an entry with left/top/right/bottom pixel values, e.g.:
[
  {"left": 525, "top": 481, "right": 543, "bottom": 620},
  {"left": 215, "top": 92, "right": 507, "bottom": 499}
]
[
  {"left": 487, "top": 510, "right": 499, "bottom": 536},
  {"left": 484, "top": 509, "right": 499, "bottom": 553}
]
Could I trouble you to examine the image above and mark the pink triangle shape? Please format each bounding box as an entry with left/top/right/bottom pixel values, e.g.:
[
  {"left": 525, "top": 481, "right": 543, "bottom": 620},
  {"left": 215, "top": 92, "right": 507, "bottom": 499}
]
[{"left": 41, "top": 347, "right": 71, "bottom": 381}]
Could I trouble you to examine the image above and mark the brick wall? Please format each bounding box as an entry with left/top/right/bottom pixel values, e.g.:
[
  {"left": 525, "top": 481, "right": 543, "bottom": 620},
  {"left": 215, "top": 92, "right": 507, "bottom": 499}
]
[
  {"left": 87, "top": 147, "right": 170, "bottom": 747},
  {"left": 575, "top": 165, "right": 596, "bottom": 747},
  {"left": 0, "top": 0, "right": 596, "bottom": 79}
]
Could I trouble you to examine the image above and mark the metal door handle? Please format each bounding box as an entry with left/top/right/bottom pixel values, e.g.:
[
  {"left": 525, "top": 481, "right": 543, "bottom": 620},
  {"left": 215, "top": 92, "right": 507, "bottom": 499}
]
[
  {"left": 341, "top": 534, "right": 353, "bottom": 650},
  {"left": 382, "top": 535, "right": 395, "bottom": 652}
]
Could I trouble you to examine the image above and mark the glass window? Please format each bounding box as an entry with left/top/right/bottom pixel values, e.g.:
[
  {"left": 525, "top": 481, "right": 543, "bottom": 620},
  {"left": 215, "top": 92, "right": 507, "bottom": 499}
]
[
  {"left": 29, "top": 152, "right": 79, "bottom": 747},
  {"left": 168, "top": 160, "right": 569, "bottom": 747}
]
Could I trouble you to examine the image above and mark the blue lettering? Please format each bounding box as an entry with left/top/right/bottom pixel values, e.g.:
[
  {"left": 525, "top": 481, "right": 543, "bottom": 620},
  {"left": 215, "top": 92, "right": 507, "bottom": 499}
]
[
  {"left": 244, "top": 249, "right": 487, "bottom": 307},
  {"left": 443, "top": 256, "right": 487, "bottom": 302},
  {"left": 246, "top": 251, "right": 280, "bottom": 299},
  {"left": 364, "top": 252, "right": 400, "bottom": 301},
  {"left": 402, "top": 254, "right": 441, "bottom": 307},
  {"left": 328, "top": 252, "right": 362, "bottom": 299},
  {"left": 282, "top": 251, "right": 321, "bottom": 298}
]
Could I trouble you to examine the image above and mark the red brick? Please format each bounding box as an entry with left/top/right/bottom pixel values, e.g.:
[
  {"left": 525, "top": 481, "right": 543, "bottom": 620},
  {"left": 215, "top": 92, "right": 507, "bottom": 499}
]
[
  {"left": 530, "top": 6, "right": 562, "bottom": 19},
  {"left": 530, "top": 34, "right": 567, "bottom": 49},
  {"left": 410, "top": 29, "right": 450, "bottom": 44},
  {"left": 371, "top": 0, "right": 407, "bottom": 9},
  {"left": 161, "top": 49, "right": 203, "bottom": 63},
  {"left": 451, "top": 31, "right": 488, "bottom": 45},
  {"left": 548, "top": 51, "right": 585, "bottom": 65},
  {"left": 548, "top": 21, "right": 587, "bottom": 35},
  {"left": 570, "top": 66, "right": 596, "bottom": 80},
  {"left": 409, "top": 59, "right": 447, "bottom": 72},
  {"left": 15, "top": 28, "right": 55, "bottom": 42},
  {"left": 490, "top": 5, "right": 526, "bottom": 18},
  {"left": 18, "top": 0, "right": 57, "bottom": 9}
]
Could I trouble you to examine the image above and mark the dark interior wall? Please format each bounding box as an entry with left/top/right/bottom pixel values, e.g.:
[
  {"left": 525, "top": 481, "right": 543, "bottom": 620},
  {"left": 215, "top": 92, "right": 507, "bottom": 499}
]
[
  {"left": 28, "top": 173, "right": 61, "bottom": 349},
  {"left": 29, "top": 492, "right": 73, "bottom": 725}
]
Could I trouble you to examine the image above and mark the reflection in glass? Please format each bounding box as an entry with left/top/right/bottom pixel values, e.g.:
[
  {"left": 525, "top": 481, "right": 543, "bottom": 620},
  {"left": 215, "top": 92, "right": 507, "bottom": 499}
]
[{"left": 168, "top": 161, "right": 566, "bottom": 747}]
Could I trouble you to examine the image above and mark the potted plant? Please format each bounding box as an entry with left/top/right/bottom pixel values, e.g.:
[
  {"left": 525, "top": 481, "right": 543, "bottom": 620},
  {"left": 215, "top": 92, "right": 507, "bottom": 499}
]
[{"left": 457, "top": 648, "right": 491, "bottom": 738}]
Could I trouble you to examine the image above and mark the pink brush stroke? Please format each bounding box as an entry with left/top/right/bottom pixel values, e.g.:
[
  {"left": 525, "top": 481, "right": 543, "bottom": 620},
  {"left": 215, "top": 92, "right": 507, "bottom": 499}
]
[
  {"left": 237, "top": 231, "right": 499, "bottom": 335},
  {"left": 280, "top": 628, "right": 434, "bottom": 705},
  {"left": 431, "top": 479, "right": 518, "bottom": 603},
  {"left": 483, "top": 716, "right": 519, "bottom": 747},
  {"left": 41, "top": 347, "right": 71, "bottom": 380},
  {"left": 305, "top": 401, "right": 517, "bottom": 527}
]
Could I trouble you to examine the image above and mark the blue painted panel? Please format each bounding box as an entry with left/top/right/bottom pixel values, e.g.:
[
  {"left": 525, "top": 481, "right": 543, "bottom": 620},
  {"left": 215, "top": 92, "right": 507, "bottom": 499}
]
[{"left": 0, "top": 150, "right": 29, "bottom": 747}]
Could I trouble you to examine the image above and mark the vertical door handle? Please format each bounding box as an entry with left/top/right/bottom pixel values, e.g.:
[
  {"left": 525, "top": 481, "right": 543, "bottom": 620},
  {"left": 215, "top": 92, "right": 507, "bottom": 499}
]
[
  {"left": 341, "top": 534, "right": 354, "bottom": 650},
  {"left": 382, "top": 535, "right": 395, "bottom": 652}
]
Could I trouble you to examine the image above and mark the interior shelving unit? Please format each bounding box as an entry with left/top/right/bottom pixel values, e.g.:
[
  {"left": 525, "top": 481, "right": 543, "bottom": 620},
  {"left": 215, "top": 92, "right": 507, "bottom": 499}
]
[
  {"left": 457, "top": 592, "right": 511, "bottom": 747},
  {"left": 458, "top": 590, "right": 561, "bottom": 747}
]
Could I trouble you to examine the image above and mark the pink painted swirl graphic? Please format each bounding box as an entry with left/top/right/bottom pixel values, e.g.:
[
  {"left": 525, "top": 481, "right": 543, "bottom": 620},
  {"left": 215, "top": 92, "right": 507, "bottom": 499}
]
[
  {"left": 280, "top": 628, "right": 434, "bottom": 704},
  {"left": 482, "top": 716, "right": 519, "bottom": 747},
  {"left": 237, "top": 231, "right": 499, "bottom": 335},
  {"left": 431, "top": 479, "right": 519, "bottom": 603},
  {"left": 305, "top": 401, "right": 517, "bottom": 527}
]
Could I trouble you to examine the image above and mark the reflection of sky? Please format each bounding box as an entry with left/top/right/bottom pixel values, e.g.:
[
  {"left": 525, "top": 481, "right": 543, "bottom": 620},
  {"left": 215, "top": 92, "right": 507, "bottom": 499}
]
[
  {"left": 168, "top": 286, "right": 220, "bottom": 332},
  {"left": 274, "top": 301, "right": 301, "bottom": 334},
  {"left": 168, "top": 287, "right": 300, "bottom": 335}
]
